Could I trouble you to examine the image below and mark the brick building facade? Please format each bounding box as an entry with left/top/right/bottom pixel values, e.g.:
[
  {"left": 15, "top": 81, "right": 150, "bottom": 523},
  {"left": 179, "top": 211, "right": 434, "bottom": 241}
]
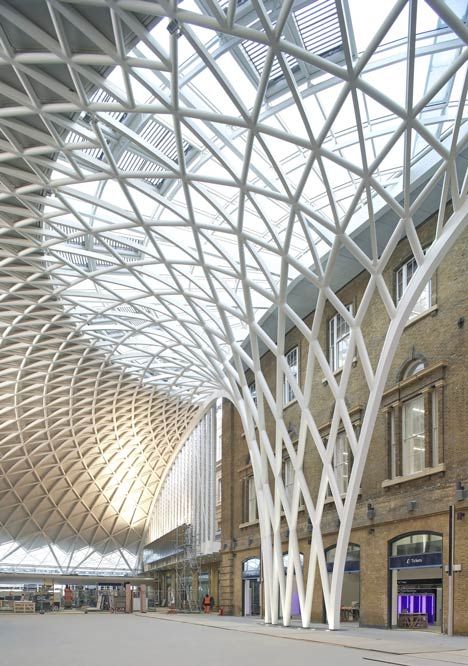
[{"left": 219, "top": 214, "right": 468, "bottom": 633}]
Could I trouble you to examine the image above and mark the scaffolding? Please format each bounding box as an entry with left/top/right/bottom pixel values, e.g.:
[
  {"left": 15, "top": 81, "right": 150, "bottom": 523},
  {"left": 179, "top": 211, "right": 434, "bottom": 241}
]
[
  {"left": 174, "top": 525, "right": 201, "bottom": 613},
  {"left": 144, "top": 523, "right": 203, "bottom": 613},
  {"left": 142, "top": 405, "right": 219, "bottom": 612}
]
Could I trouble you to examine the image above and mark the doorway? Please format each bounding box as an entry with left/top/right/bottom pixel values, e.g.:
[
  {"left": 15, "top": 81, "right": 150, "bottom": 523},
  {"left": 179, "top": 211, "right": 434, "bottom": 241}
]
[
  {"left": 325, "top": 543, "right": 360, "bottom": 623},
  {"left": 279, "top": 552, "right": 304, "bottom": 619},
  {"left": 389, "top": 533, "right": 443, "bottom": 631},
  {"left": 242, "top": 557, "right": 261, "bottom": 616},
  {"left": 243, "top": 578, "right": 260, "bottom": 616}
]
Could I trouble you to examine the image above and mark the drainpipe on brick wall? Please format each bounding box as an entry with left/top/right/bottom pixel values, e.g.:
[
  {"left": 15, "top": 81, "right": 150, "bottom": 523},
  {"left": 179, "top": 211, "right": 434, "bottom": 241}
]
[{"left": 447, "top": 504, "right": 454, "bottom": 636}]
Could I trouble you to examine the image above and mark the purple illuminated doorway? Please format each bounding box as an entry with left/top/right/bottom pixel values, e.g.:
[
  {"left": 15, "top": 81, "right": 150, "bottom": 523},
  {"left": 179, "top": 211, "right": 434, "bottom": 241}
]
[
  {"left": 398, "top": 593, "right": 435, "bottom": 624},
  {"left": 390, "top": 533, "right": 443, "bottom": 631}
]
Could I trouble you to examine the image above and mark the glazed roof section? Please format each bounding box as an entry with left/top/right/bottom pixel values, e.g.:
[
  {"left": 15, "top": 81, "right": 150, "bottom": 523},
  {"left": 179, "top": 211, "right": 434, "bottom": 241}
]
[
  {"left": 14, "top": 0, "right": 465, "bottom": 400},
  {"left": 0, "top": 0, "right": 467, "bottom": 402}
]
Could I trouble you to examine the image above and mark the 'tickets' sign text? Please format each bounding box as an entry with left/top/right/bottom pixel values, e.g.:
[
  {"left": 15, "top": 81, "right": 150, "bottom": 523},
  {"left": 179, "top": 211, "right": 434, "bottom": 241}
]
[{"left": 388, "top": 552, "right": 442, "bottom": 570}]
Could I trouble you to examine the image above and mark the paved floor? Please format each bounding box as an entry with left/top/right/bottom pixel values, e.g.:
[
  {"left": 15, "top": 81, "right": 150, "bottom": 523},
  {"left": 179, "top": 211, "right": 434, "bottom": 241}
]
[
  {"left": 1, "top": 612, "right": 467, "bottom": 666},
  {"left": 137, "top": 612, "right": 468, "bottom": 656}
]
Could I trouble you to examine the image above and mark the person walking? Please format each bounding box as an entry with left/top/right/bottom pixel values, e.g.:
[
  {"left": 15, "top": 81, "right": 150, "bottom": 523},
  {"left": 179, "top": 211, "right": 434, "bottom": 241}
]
[{"left": 202, "top": 593, "right": 211, "bottom": 614}]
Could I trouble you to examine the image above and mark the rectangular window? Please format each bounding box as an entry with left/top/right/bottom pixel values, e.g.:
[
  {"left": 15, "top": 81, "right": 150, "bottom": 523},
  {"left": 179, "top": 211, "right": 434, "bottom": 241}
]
[
  {"left": 248, "top": 476, "right": 257, "bottom": 523},
  {"left": 384, "top": 363, "right": 445, "bottom": 481},
  {"left": 283, "top": 346, "right": 298, "bottom": 405},
  {"left": 390, "top": 410, "right": 397, "bottom": 479},
  {"left": 282, "top": 458, "right": 303, "bottom": 507},
  {"left": 283, "top": 459, "right": 294, "bottom": 504},
  {"left": 329, "top": 305, "right": 352, "bottom": 372},
  {"left": 334, "top": 432, "right": 351, "bottom": 494},
  {"left": 402, "top": 395, "right": 425, "bottom": 475},
  {"left": 432, "top": 391, "right": 439, "bottom": 466},
  {"left": 326, "top": 430, "right": 353, "bottom": 497},
  {"left": 396, "top": 256, "right": 432, "bottom": 319}
]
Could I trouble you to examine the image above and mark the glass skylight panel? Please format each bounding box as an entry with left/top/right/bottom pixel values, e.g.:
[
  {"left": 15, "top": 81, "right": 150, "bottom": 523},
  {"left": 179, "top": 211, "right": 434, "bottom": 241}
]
[
  {"left": 222, "top": 0, "right": 345, "bottom": 98},
  {"left": 89, "top": 89, "right": 127, "bottom": 121},
  {"left": 54, "top": 250, "right": 89, "bottom": 268},
  {"left": 217, "top": 52, "right": 258, "bottom": 109},
  {"left": 349, "top": 1, "right": 408, "bottom": 54},
  {"left": 242, "top": 40, "right": 289, "bottom": 81},
  {"left": 294, "top": 0, "right": 342, "bottom": 57},
  {"left": 187, "top": 68, "right": 243, "bottom": 117},
  {"left": 0, "top": 542, "right": 136, "bottom": 574},
  {"left": 260, "top": 137, "right": 299, "bottom": 172},
  {"left": 217, "top": 0, "right": 248, "bottom": 10}
]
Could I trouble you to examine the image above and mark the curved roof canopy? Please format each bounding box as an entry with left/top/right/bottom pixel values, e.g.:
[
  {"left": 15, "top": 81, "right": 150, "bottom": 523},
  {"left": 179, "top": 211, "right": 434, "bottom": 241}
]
[{"left": 0, "top": 0, "right": 466, "bottom": 573}]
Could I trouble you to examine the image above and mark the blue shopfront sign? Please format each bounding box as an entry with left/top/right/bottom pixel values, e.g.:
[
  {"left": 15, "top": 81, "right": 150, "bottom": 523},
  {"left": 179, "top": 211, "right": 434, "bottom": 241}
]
[
  {"left": 242, "top": 570, "right": 260, "bottom": 580},
  {"left": 326, "top": 560, "right": 360, "bottom": 574},
  {"left": 242, "top": 558, "right": 260, "bottom": 580},
  {"left": 389, "top": 552, "right": 442, "bottom": 570}
]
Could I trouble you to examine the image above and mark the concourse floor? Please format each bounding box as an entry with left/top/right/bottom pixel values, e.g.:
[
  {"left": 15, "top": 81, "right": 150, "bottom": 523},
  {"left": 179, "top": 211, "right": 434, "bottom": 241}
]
[{"left": 1, "top": 613, "right": 468, "bottom": 666}]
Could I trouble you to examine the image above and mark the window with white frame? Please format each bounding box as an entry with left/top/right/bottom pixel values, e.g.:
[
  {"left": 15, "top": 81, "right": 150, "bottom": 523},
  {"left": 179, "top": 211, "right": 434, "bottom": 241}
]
[
  {"left": 216, "top": 473, "right": 222, "bottom": 504},
  {"left": 328, "top": 305, "right": 352, "bottom": 372},
  {"left": 334, "top": 432, "right": 352, "bottom": 494},
  {"left": 248, "top": 476, "right": 257, "bottom": 522},
  {"left": 248, "top": 380, "right": 257, "bottom": 406},
  {"left": 402, "top": 395, "right": 425, "bottom": 475},
  {"left": 323, "top": 413, "right": 361, "bottom": 498},
  {"left": 282, "top": 457, "right": 303, "bottom": 507},
  {"left": 283, "top": 458, "right": 294, "bottom": 504},
  {"left": 390, "top": 404, "right": 397, "bottom": 479},
  {"left": 283, "top": 346, "right": 298, "bottom": 405},
  {"left": 383, "top": 360, "right": 445, "bottom": 480},
  {"left": 242, "top": 475, "right": 258, "bottom": 523},
  {"left": 396, "top": 256, "right": 432, "bottom": 319},
  {"left": 431, "top": 390, "right": 439, "bottom": 466}
]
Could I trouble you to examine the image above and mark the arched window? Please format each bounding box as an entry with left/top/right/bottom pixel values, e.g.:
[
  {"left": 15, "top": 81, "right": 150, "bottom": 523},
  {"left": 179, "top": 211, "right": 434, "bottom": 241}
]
[
  {"left": 242, "top": 557, "right": 260, "bottom": 579},
  {"left": 389, "top": 532, "right": 443, "bottom": 571},
  {"left": 403, "top": 360, "right": 425, "bottom": 378},
  {"left": 326, "top": 543, "right": 360, "bottom": 573},
  {"left": 391, "top": 533, "right": 442, "bottom": 557}
]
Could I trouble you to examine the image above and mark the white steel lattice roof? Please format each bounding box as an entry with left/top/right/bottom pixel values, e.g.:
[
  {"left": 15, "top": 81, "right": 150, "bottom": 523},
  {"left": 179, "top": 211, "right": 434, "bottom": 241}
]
[
  {"left": 0, "top": 278, "right": 199, "bottom": 572},
  {"left": 0, "top": 0, "right": 467, "bottom": 572}
]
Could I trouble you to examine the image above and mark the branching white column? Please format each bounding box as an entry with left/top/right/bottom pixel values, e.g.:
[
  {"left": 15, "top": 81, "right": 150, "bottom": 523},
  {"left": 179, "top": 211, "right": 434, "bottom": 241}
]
[{"left": 234, "top": 198, "right": 468, "bottom": 630}]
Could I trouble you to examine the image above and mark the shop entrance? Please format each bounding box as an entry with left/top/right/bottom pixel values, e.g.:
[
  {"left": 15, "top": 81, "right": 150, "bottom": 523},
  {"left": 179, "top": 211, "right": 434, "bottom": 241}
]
[
  {"left": 242, "top": 557, "right": 260, "bottom": 616},
  {"left": 279, "top": 552, "right": 304, "bottom": 618},
  {"left": 243, "top": 578, "right": 260, "bottom": 616},
  {"left": 326, "top": 543, "right": 360, "bottom": 623},
  {"left": 389, "top": 533, "right": 443, "bottom": 631},
  {"left": 198, "top": 572, "right": 209, "bottom": 609}
]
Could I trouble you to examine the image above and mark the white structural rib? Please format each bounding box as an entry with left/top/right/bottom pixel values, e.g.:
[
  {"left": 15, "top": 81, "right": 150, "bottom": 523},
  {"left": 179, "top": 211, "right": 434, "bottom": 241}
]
[{"left": 0, "top": 0, "right": 466, "bottom": 621}]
